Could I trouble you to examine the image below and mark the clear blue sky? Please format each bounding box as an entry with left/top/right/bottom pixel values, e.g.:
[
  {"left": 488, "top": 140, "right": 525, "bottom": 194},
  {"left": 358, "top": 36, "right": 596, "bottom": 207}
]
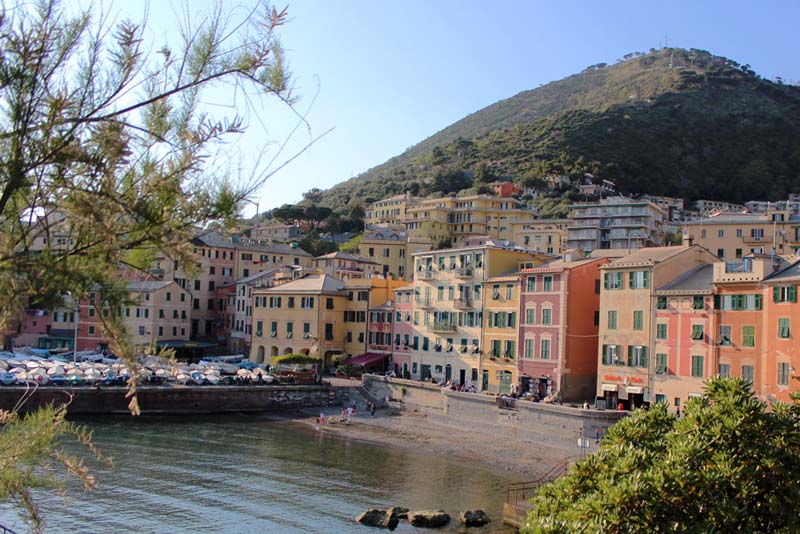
[{"left": 123, "top": 0, "right": 800, "bottom": 215}]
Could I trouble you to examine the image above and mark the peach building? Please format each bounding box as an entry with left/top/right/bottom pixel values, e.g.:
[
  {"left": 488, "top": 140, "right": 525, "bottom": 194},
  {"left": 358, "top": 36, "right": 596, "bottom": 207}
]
[
  {"left": 596, "top": 245, "right": 718, "bottom": 409},
  {"left": 762, "top": 260, "right": 800, "bottom": 402},
  {"left": 482, "top": 272, "right": 521, "bottom": 394},
  {"left": 519, "top": 252, "right": 611, "bottom": 402},
  {"left": 391, "top": 285, "right": 415, "bottom": 377}
]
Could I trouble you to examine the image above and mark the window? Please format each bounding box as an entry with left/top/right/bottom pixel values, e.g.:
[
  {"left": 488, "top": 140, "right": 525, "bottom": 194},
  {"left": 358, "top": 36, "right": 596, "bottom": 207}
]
[
  {"left": 718, "top": 229, "right": 725, "bottom": 238},
  {"left": 656, "top": 296, "right": 667, "bottom": 309},
  {"left": 773, "top": 285, "right": 797, "bottom": 303},
  {"left": 736, "top": 228, "right": 743, "bottom": 237},
  {"left": 601, "top": 344, "right": 624, "bottom": 366},
  {"left": 742, "top": 326, "right": 755, "bottom": 347},
  {"left": 691, "top": 355, "right": 704, "bottom": 377},
  {"left": 326, "top": 298, "right": 334, "bottom": 310},
  {"left": 656, "top": 353, "right": 668, "bottom": 374},
  {"left": 742, "top": 365, "right": 754, "bottom": 384},
  {"left": 607, "top": 310, "right": 617, "bottom": 330},
  {"left": 628, "top": 346, "right": 647, "bottom": 367},
  {"left": 543, "top": 276, "right": 553, "bottom": 292},
  {"left": 633, "top": 310, "right": 643, "bottom": 330},
  {"left": 594, "top": 310, "right": 600, "bottom": 326},
  {"left": 524, "top": 339, "right": 534, "bottom": 359},
  {"left": 492, "top": 285, "right": 500, "bottom": 299},
  {"left": 692, "top": 296, "right": 704, "bottom": 310},
  {"left": 717, "top": 249, "right": 725, "bottom": 259},
  {"left": 526, "top": 277, "right": 536, "bottom": 292},
  {"left": 629, "top": 271, "right": 650, "bottom": 289},
  {"left": 287, "top": 297, "right": 295, "bottom": 308},
  {"left": 718, "top": 363, "right": 731, "bottom": 378},
  {"left": 691, "top": 324, "right": 704, "bottom": 341},
  {"left": 714, "top": 294, "right": 762, "bottom": 311},
  {"left": 735, "top": 248, "right": 742, "bottom": 258},
  {"left": 718, "top": 325, "right": 731, "bottom": 346},
  {"left": 139, "top": 326, "right": 146, "bottom": 336},
  {"left": 286, "top": 322, "right": 293, "bottom": 338},
  {"left": 603, "top": 272, "right": 623, "bottom": 290},
  {"left": 655, "top": 394, "right": 666, "bottom": 404},
  {"left": 656, "top": 324, "right": 667, "bottom": 340},
  {"left": 88, "top": 325, "right": 96, "bottom": 335},
  {"left": 505, "top": 284, "right": 514, "bottom": 299},
  {"left": 526, "top": 308, "right": 535, "bottom": 325},
  {"left": 324, "top": 323, "right": 334, "bottom": 341},
  {"left": 778, "top": 362, "right": 790, "bottom": 386},
  {"left": 541, "top": 308, "right": 552, "bottom": 325},
  {"left": 256, "top": 321, "right": 263, "bottom": 337},
  {"left": 540, "top": 339, "right": 551, "bottom": 360},
  {"left": 166, "top": 292, "right": 171, "bottom": 302},
  {"left": 778, "top": 318, "right": 791, "bottom": 339}
]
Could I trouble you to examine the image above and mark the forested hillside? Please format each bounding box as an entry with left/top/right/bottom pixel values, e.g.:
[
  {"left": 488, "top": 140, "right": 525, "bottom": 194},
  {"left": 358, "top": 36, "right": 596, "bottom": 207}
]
[{"left": 312, "top": 48, "right": 800, "bottom": 212}]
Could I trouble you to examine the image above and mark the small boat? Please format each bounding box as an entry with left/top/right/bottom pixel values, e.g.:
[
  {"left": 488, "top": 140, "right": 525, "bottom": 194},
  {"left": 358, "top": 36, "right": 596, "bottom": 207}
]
[
  {"left": 190, "top": 371, "right": 205, "bottom": 385},
  {"left": 204, "top": 371, "right": 221, "bottom": 385},
  {"left": 0, "top": 373, "right": 16, "bottom": 385},
  {"left": 175, "top": 373, "right": 191, "bottom": 385},
  {"left": 65, "top": 374, "right": 83, "bottom": 386},
  {"left": 49, "top": 374, "right": 66, "bottom": 385}
]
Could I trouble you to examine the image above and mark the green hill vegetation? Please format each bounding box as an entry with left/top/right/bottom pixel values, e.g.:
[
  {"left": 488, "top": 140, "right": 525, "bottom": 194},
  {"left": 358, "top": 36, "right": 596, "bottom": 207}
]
[{"left": 312, "top": 48, "right": 800, "bottom": 212}]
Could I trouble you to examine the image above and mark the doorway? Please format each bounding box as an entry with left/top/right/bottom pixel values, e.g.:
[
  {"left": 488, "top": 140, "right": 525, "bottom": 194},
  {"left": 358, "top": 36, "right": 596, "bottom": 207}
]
[
  {"left": 499, "top": 372, "right": 512, "bottom": 395},
  {"left": 459, "top": 368, "right": 466, "bottom": 386},
  {"left": 481, "top": 370, "right": 489, "bottom": 391},
  {"left": 445, "top": 364, "right": 452, "bottom": 382}
]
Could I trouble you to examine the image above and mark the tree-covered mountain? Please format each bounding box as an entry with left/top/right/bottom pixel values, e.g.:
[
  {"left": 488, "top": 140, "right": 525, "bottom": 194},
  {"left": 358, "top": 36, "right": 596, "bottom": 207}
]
[{"left": 312, "top": 48, "right": 800, "bottom": 211}]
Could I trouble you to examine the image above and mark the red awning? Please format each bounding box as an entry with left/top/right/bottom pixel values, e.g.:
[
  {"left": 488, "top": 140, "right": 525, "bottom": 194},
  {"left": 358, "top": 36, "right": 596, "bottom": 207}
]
[{"left": 345, "top": 352, "right": 389, "bottom": 367}]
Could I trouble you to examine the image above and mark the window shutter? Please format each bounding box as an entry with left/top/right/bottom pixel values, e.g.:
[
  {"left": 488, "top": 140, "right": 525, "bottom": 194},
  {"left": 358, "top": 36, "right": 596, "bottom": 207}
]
[
  {"left": 509, "top": 313, "right": 515, "bottom": 328},
  {"left": 755, "top": 294, "right": 762, "bottom": 310},
  {"left": 641, "top": 347, "right": 648, "bottom": 368},
  {"left": 714, "top": 294, "right": 720, "bottom": 309},
  {"left": 603, "top": 273, "right": 609, "bottom": 290},
  {"left": 791, "top": 286, "right": 797, "bottom": 303},
  {"left": 774, "top": 286, "right": 781, "bottom": 303},
  {"left": 602, "top": 345, "right": 608, "bottom": 365},
  {"left": 643, "top": 271, "right": 650, "bottom": 288},
  {"left": 629, "top": 271, "right": 635, "bottom": 288},
  {"left": 627, "top": 345, "right": 633, "bottom": 366}
]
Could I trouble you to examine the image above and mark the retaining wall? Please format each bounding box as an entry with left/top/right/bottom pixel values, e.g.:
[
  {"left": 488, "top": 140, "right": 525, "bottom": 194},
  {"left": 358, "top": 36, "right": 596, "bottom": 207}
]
[
  {"left": 0, "top": 384, "right": 353, "bottom": 415},
  {"left": 363, "top": 375, "right": 626, "bottom": 451}
]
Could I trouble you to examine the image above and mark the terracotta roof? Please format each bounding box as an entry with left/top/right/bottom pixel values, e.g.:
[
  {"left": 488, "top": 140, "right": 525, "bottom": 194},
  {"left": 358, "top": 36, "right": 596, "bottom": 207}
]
[
  {"left": 313, "top": 252, "right": 379, "bottom": 265},
  {"left": 602, "top": 246, "right": 691, "bottom": 269},
  {"left": 656, "top": 264, "right": 715, "bottom": 293}
]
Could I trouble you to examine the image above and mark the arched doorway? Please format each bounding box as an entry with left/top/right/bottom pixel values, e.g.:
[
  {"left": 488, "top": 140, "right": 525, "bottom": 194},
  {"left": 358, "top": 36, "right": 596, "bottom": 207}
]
[
  {"left": 270, "top": 346, "right": 279, "bottom": 357},
  {"left": 299, "top": 348, "right": 310, "bottom": 355},
  {"left": 257, "top": 346, "right": 265, "bottom": 363},
  {"left": 283, "top": 347, "right": 293, "bottom": 355}
]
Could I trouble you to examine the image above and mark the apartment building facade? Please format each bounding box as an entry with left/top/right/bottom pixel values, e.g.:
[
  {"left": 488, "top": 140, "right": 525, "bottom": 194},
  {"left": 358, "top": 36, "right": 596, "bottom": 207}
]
[
  {"left": 311, "top": 252, "right": 381, "bottom": 280},
  {"left": 511, "top": 218, "right": 568, "bottom": 255},
  {"left": 364, "top": 193, "right": 414, "bottom": 226},
  {"left": 482, "top": 273, "right": 520, "bottom": 393},
  {"left": 519, "top": 253, "right": 610, "bottom": 402},
  {"left": 596, "top": 245, "right": 718, "bottom": 409},
  {"left": 567, "top": 197, "right": 666, "bottom": 253},
  {"left": 356, "top": 228, "right": 432, "bottom": 280}
]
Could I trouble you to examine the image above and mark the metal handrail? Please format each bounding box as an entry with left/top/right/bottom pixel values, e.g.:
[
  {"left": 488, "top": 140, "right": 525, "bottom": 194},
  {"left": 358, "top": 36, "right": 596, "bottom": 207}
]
[{"left": 505, "top": 459, "right": 571, "bottom": 504}]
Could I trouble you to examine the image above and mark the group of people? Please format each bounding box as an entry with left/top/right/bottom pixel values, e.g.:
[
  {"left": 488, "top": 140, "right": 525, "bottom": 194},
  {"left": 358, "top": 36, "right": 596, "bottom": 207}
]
[{"left": 440, "top": 379, "right": 477, "bottom": 393}]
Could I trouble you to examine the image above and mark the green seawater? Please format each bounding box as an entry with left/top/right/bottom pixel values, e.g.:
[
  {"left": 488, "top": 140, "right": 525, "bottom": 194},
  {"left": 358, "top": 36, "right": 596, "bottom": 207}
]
[{"left": 0, "top": 415, "right": 522, "bottom": 533}]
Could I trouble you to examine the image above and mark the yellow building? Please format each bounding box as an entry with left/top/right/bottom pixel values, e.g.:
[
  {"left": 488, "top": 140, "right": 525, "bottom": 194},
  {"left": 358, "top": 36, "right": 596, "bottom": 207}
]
[
  {"left": 365, "top": 193, "right": 415, "bottom": 226},
  {"left": 482, "top": 272, "right": 521, "bottom": 393},
  {"left": 250, "top": 274, "right": 347, "bottom": 368},
  {"left": 311, "top": 252, "right": 381, "bottom": 280},
  {"left": 408, "top": 243, "right": 550, "bottom": 388},
  {"left": 356, "top": 228, "right": 432, "bottom": 280},
  {"left": 682, "top": 210, "right": 798, "bottom": 261},
  {"left": 404, "top": 194, "right": 535, "bottom": 247},
  {"left": 511, "top": 218, "right": 568, "bottom": 255},
  {"left": 249, "top": 274, "right": 405, "bottom": 370}
]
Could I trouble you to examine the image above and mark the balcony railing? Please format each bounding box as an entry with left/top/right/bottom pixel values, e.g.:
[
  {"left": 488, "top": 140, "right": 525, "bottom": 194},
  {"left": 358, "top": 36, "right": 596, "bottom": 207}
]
[
  {"left": 725, "top": 261, "right": 753, "bottom": 273},
  {"left": 431, "top": 322, "right": 457, "bottom": 333},
  {"left": 454, "top": 297, "right": 474, "bottom": 309},
  {"left": 417, "top": 270, "right": 435, "bottom": 280},
  {"left": 416, "top": 297, "right": 433, "bottom": 308},
  {"left": 456, "top": 267, "right": 474, "bottom": 278}
]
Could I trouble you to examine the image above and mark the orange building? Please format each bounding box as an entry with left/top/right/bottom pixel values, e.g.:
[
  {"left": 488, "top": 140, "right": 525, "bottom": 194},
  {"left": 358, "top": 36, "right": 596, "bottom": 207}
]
[
  {"left": 713, "top": 255, "right": 788, "bottom": 401},
  {"left": 762, "top": 260, "right": 800, "bottom": 401}
]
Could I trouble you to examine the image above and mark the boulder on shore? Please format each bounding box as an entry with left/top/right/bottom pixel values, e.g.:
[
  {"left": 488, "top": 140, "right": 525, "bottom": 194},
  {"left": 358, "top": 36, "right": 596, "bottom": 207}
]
[
  {"left": 460, "top": 509, "right": 491, "bottom": 527},
  {"left": 408, "top": 510, "right": 451, "bottom": 528},
  {"left": 355, "top": 508, "right": 400, "bottom": 529}
]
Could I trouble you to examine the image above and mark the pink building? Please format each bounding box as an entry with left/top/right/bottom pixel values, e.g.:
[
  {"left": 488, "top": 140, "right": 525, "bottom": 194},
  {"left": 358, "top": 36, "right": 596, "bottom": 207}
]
[
  {"left": 391, "top": 285, "right": 415, "bottom": 377},
  {"left": 518, "top": 253, "right": 609, "bottom": 401},
  {"left": 653, "top": 264, "right": 716, "bottom": 410}
]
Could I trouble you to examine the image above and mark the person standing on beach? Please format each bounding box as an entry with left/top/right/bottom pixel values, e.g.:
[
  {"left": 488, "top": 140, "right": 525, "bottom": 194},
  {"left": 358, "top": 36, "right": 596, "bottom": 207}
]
[{"left": 370, "top": 402, "right": 376, "bottom": 416}]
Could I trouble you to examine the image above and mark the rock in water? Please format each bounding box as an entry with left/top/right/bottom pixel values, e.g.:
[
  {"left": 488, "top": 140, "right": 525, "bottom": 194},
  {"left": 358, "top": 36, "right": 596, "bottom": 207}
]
[
  {"left": 408, "top": 510, "right": 451, "bottom": 528},
  {"left": 355, "top": 508, "right": 400, "bottom": 529},
  {"left": 387, "top": 506, "right": 409, "bottom": 521},
  {"left": 460, "top": 509, "right": 491, "bottom": 527}
]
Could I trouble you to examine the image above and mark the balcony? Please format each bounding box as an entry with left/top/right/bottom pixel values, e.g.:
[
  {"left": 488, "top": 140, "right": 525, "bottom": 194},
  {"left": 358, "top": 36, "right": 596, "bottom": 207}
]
[
  {"left": 417, "top": 270, "right": 435, "bottom": 281},
  {"left": 743, "top": 234, "right": 765, "bottom": 244},
  {"left": 416, "top": 297, "right": 433, "bottom": 309},
  {"left": 431, "top": 322, "right": 457, "bottom": 333},
  {"left": 454, "top": 297, "right": 474, "bottom": 309},
  {"left": 456, "top": 267, "right": 474, "bottom": 278}
]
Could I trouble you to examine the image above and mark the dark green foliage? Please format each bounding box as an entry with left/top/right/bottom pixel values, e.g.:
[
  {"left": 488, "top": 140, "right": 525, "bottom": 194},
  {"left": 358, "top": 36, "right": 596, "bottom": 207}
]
[
  {"left": 298, "top": 229, "right": 337, "bottom": 257},
  {"left": 524, "top": 378, "right": 800, "bottom": 533},
  {"left": 311, "top": 48, "right": 800, "bottom": 211}
]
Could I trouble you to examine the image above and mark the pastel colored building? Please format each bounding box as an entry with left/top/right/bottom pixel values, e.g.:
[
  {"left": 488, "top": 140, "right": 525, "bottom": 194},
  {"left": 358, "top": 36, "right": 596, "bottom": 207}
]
[
  {"left": 567, "top": 197, "right": 666, "bottom": 253},
  {"left": 519, "top": 252, "right": 611, "bottom": 402},
  {"left": 482, "top": 272, "right": 520, "bottom": 393},
  {"left": 596, "top": 245, "right": 718, "bottom": 409},
  {"left": 408, "top": 243, "right": 550, "bottom": 387},
  {"left": 652, "top": 264, "right": 717, "bottom": 411},
  {"left": 762, "top": 260, "right": 800, "bottom": 402},
  {"left": 713, "top": 255, "right": 788, "bottom": 402},
  {"left": 312, "top": 252, "right": 381, "bottom": 280},
  {"left": 682, "top": 210, "right": 797, "bottom": 261},
  {"left": 391, "top": 285, "right": 415, "bottom": 377},
  {"left": 357, "top": 228, "right": 432, "bottom": 280}
]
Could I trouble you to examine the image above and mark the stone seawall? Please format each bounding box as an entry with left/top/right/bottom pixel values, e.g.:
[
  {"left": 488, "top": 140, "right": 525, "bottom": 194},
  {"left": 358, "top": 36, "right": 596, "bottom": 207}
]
[
  {"left": 0, "top": 384, "right": 354, "bottom": 415},
  {"left": 363, "top": 375, "right": 626, "bottom": 451}
]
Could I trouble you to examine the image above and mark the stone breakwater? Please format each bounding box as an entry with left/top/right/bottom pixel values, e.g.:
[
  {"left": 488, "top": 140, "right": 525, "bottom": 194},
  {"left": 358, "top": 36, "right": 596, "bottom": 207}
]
[{"left": 0, "top": 384, "right": 354, "bottom": 415}]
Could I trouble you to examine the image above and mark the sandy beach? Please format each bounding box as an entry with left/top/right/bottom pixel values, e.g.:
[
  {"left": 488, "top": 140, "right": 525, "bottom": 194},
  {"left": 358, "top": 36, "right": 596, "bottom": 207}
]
[{"left": 294, "top": 403, "right": 577, "bottom": 479}]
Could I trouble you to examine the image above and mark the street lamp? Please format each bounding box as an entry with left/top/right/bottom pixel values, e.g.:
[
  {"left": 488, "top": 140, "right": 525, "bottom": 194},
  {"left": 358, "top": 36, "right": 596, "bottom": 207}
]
[{"left": 242, "top": 198, "right": 260, "bottom": 230}]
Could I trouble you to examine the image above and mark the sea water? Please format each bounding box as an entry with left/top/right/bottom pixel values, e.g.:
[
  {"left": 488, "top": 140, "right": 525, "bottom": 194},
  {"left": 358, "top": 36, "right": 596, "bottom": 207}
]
[{"left": 0, "top": 415, "right": 522, "bottom": 533}]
